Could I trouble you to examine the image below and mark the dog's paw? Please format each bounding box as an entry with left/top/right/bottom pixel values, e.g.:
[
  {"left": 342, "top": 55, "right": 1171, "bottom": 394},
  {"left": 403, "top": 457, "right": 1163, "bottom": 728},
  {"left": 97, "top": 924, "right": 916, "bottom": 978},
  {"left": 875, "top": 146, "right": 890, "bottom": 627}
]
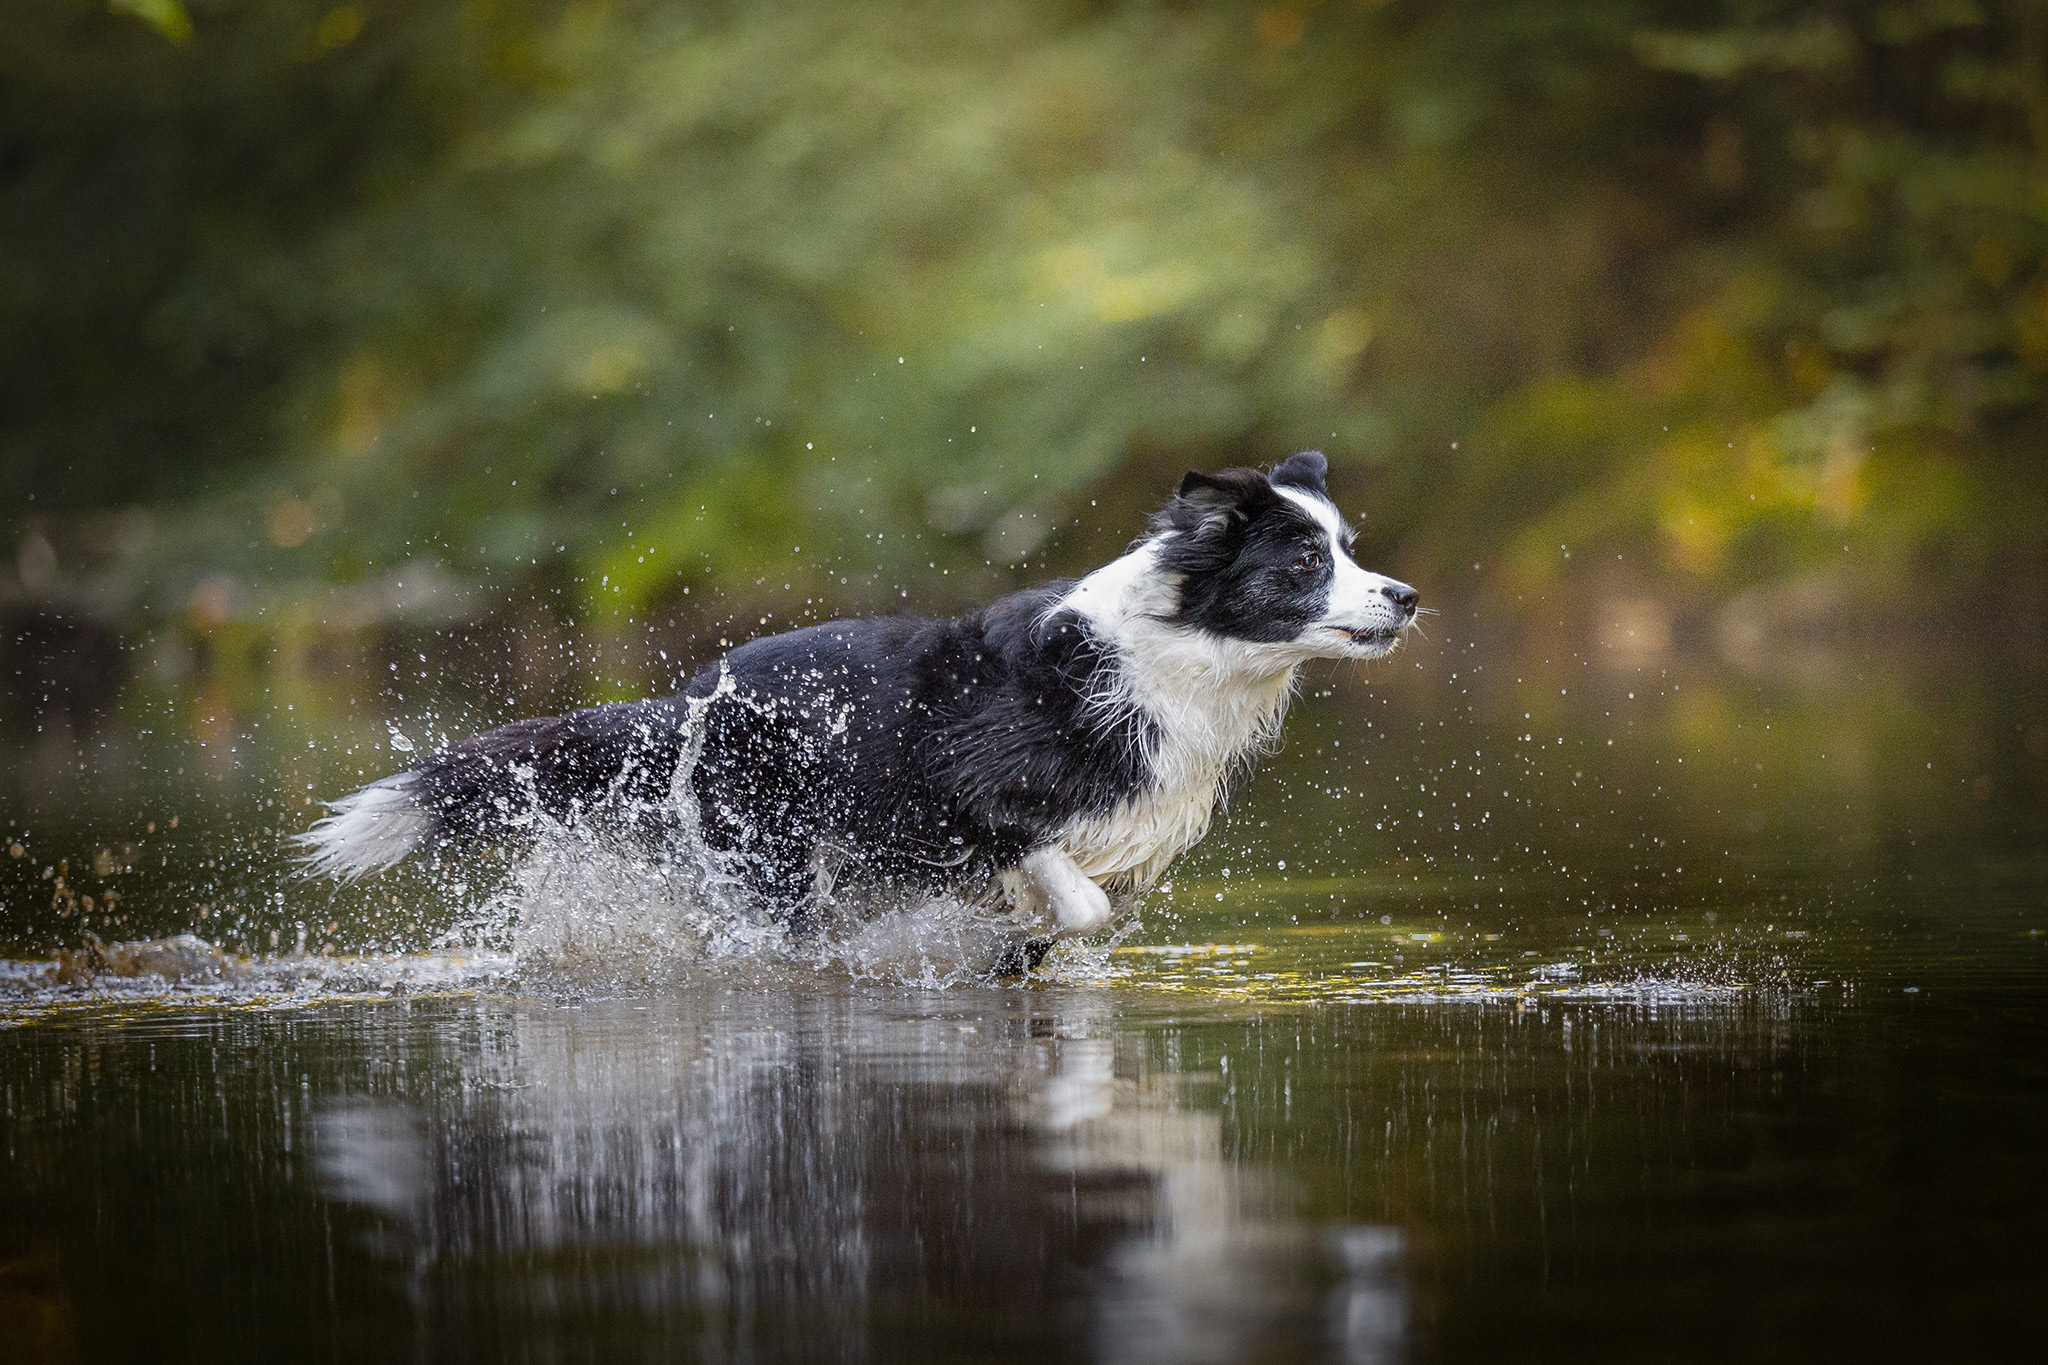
[
  {"left": 1020, "top": 846, "right": 1113, "bottom": 936},
  {"left": 1054, "top": 876, "right": 1112, "bottom": 935},
  {"left": 990, "top": 937, "right": 1054, "bottom": 977}
]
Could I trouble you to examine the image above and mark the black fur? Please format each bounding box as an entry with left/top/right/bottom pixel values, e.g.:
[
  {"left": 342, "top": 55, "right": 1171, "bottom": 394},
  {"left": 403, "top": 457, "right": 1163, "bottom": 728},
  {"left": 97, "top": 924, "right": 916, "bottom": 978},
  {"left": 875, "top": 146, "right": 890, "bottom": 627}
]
[
  {"left": 398, "top": 587, "right": 1158, "bottom": 923},
  {"left": 671, "top": 586, "right": 1158, "bottom": 920},
  {"left": 409, "top": 698, "right": 688, "bottom": 841}
]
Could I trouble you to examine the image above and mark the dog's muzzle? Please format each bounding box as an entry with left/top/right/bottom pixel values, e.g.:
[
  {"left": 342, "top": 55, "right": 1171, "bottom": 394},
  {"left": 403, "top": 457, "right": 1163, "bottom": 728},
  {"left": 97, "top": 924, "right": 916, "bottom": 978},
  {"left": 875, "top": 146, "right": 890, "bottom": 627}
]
[{"left": 1337, "top": 625, "right": 1403, "bottom": 646}]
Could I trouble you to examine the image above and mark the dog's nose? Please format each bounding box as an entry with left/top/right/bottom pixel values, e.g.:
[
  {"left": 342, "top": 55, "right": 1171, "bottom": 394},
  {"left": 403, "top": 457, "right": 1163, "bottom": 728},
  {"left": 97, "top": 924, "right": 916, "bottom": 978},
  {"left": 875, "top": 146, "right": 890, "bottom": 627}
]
[{"left": 1381, "top": 582, "right": 1419, "bottom": 615}]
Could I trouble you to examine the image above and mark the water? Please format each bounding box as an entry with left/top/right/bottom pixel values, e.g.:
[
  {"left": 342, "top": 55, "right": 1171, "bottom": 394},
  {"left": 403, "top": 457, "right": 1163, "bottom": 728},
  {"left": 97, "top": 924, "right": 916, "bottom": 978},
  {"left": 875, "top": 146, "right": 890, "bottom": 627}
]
[{"left": 3, "top": 641, "right": 2045, "bottom": 1360}]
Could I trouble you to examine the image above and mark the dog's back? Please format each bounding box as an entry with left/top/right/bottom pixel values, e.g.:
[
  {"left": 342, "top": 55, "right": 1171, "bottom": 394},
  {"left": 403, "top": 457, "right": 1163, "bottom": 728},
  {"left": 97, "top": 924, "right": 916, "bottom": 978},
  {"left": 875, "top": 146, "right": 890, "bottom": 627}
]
[{"left": 297, "top": 595, "right": 1152, "bottom": 907}]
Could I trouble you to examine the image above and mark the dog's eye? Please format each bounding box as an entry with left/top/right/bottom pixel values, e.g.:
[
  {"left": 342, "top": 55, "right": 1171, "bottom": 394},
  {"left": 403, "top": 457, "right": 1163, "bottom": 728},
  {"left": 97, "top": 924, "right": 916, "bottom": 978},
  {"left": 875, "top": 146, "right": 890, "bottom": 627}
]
[{"left": 1295, "top": 550, "right": 1323, "bottom": 572}]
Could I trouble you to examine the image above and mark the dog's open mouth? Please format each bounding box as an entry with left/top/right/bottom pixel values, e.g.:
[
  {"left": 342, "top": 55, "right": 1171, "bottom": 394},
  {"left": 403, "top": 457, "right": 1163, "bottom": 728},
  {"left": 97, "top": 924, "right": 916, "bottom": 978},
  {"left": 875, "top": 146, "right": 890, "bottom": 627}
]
[{"left": 1337, "top": 625, "right": 1401, "bottom": 647}]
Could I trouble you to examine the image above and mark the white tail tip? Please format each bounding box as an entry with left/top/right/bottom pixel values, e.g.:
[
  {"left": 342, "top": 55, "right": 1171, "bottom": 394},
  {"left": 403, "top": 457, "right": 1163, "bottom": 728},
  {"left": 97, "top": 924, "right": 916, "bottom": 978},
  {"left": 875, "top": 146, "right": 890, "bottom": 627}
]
[{"left": 293, "top": 774, "right": 429, "bottom": 881}]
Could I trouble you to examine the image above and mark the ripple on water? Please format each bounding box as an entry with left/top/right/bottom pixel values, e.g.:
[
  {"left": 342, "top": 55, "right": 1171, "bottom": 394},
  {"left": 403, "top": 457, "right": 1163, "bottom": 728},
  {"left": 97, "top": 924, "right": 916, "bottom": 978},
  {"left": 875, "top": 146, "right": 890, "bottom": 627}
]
[
  {"left": 2, "top": 848, "right": 1798, "bottom": 1021},
  {"left": 0, "top": 947, "right": 519, "bottom": 1026},
  {"left": 1062, "top": 925, "right": 1771, "bottom": 1007},
  {"left": 0, "top": 921, "right": 1767, "bottom": 1024}
]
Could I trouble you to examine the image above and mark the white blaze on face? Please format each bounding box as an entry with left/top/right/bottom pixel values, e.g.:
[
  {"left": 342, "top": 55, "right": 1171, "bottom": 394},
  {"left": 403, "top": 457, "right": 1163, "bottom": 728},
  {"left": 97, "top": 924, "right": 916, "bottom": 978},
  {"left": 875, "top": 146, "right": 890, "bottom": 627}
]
[{"left": 1271, "top": 485, "right": 1410, "bottom": 650}]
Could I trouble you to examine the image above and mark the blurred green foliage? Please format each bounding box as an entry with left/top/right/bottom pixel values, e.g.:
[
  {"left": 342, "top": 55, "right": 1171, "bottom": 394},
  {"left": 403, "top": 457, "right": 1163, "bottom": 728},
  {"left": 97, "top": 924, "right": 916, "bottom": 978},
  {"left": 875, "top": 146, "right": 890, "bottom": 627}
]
[{"left": 4, "top": 0, "right": 2046, "bottom": 653}]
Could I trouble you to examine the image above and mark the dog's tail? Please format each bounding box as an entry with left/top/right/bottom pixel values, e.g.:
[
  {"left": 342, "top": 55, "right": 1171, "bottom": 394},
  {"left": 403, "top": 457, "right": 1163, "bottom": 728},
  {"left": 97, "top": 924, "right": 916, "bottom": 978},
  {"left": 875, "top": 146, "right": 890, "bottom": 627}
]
[{"left": 295, "top": 697, "right": 688, "bottom": 881}]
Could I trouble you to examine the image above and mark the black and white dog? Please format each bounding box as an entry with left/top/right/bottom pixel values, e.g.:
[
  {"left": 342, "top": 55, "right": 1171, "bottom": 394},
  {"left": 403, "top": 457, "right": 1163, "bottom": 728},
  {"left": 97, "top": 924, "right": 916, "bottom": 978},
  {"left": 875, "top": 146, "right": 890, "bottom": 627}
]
[{"left": 299, "top": 451, "right": 1417, "bottom": 950}]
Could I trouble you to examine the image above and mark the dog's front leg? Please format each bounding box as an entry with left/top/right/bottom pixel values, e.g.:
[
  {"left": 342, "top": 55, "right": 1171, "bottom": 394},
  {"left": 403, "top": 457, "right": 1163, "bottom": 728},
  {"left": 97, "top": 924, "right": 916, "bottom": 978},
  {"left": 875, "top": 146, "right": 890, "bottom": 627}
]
[{"left": 1018, "top": 846, "right": 1112, "bottom": 937}]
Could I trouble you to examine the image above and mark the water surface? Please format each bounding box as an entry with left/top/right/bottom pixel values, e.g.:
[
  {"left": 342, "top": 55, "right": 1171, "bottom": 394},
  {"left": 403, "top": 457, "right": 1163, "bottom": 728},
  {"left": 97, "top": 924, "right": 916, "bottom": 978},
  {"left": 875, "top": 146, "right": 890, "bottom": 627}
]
[{"left": 3, "top": 645, "right": 2044, "bottom": 1360}]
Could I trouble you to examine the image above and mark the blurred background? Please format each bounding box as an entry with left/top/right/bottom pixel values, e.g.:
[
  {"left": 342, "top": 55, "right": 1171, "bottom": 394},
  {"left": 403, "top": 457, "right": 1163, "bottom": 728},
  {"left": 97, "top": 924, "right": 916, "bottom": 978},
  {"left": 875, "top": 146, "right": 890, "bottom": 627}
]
[
  {"left": 9, "top": 0, "right": 2047, "bottom": 711},
  {"left": 5, "top": 1, "right": 2048, "bottom": 947}
]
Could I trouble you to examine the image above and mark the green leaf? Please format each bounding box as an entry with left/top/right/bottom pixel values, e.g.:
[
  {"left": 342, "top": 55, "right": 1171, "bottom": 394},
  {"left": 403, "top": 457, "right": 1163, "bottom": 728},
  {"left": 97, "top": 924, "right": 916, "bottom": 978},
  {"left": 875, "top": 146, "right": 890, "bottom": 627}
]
[{"left": 108, "top": 0, "right": 193, "bottom": 45}]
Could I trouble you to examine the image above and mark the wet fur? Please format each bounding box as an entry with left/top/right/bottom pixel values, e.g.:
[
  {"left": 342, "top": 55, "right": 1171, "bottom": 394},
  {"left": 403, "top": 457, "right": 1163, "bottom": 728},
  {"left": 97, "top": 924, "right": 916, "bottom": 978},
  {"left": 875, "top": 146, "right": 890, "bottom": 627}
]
[{"left": 298, "top": 452, "right": 1418, "bottom": 942}]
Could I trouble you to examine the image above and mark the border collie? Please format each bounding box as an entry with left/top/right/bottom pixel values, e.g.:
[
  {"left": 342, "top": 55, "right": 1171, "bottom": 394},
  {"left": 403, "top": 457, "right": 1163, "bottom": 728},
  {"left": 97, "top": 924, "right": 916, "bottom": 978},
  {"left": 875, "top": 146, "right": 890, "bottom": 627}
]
[{"left": 298, "top": 451, "right": 1418, "bottom": 956}]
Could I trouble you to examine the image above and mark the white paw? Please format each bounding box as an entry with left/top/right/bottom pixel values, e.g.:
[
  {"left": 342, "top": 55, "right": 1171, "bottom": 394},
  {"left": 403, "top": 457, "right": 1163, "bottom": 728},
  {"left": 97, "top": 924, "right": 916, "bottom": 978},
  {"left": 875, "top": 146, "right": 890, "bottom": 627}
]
[
  {"left": 1020, "top": 846, "right": 1114, "bottom": 937},
  {"left": 1056, "top": 876, "right": 1112, "bottom": 935}
]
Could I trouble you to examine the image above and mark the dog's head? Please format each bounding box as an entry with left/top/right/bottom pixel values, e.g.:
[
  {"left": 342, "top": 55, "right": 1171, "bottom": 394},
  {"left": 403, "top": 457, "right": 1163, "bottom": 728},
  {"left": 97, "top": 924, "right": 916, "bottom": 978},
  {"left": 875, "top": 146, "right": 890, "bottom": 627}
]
[{"left": 1151, "top": 451, "right": 1418, "bottom": 660}]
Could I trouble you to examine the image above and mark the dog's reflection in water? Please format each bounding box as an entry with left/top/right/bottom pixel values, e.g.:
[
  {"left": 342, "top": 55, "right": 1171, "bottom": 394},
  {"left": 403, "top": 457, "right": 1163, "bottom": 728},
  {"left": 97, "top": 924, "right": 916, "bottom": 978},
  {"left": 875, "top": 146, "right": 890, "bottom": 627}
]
[{"left": 315, "top": 991, "right": 1404, "bottom": 1362}]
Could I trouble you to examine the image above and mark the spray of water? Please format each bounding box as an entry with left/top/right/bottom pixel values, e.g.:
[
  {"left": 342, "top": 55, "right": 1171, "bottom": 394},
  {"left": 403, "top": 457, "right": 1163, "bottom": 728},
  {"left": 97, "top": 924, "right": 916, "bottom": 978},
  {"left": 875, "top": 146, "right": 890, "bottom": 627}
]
[{"left": 404, "top": 666, "right": 1086, "bottom": 992}]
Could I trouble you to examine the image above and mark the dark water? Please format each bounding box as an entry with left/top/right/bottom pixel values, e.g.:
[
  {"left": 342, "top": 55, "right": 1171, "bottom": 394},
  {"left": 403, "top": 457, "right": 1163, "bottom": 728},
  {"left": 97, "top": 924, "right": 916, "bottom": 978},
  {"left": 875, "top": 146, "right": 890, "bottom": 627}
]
[{"left": 3, "top": 642, "right": 2046, "bottom": 1361}]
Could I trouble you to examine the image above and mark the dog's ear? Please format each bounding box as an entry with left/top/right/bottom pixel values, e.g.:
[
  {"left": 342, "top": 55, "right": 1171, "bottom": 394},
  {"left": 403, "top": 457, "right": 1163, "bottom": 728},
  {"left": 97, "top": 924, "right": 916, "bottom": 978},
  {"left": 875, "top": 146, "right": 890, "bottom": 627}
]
[
  {"left": 1176, "top": 470, "right": 1236, "bottom": 504},
  {"left": 1156, "top": 467, "right": 1275, "bottom": 542},
  {"left": 1268, "top": 450, "right": 1329, "bottom": 494},
  {"left": 1175, "top": 467, "right": 1270, "bottom": 513}
]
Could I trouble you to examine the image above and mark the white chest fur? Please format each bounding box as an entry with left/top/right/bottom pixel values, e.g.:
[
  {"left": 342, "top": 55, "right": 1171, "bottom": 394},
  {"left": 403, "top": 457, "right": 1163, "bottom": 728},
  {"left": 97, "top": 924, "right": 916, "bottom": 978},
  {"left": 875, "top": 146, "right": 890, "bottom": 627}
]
[
  {"left": 1051, "top": 546, "right": 1299, "bottom": 890},
  {"left": 1058, "top": 672, "right": 1291, "bottom": 888}
]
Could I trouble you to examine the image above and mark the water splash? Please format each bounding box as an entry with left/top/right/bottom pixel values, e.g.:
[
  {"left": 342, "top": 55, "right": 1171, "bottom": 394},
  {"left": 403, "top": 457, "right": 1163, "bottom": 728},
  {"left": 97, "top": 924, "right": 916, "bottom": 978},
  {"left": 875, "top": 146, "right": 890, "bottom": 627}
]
[{"left": 474, "top": 827, "right": 1058, "bottom": 992}]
